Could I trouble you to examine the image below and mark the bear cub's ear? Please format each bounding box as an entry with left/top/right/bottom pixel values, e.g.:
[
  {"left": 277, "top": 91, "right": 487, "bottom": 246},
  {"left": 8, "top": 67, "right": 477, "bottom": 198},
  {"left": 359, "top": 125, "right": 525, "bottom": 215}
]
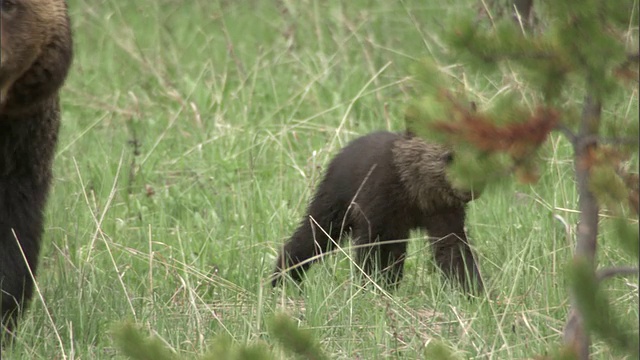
[{"left": 442, "top": 151, "right": 454, "bottom": 165}]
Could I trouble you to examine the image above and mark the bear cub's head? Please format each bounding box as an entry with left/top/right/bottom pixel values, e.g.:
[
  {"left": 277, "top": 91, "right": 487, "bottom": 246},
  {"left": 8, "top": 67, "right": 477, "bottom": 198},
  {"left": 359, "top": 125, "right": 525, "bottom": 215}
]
[{"left": 393, "top": 135, "right": 480, "bottom": 211}]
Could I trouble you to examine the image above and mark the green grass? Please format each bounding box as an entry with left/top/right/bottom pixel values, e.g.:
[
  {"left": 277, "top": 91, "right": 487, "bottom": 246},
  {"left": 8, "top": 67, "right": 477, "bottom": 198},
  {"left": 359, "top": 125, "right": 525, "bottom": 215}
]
[{"left": 4, "top": 0, "right": 638, "bottom": 358}]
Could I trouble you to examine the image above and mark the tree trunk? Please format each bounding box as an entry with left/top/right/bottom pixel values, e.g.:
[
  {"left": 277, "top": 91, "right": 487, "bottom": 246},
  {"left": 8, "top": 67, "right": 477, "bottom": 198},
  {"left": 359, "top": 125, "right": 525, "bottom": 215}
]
[{"left": 563, "top": 93, "right": 602, "bottom": 359}]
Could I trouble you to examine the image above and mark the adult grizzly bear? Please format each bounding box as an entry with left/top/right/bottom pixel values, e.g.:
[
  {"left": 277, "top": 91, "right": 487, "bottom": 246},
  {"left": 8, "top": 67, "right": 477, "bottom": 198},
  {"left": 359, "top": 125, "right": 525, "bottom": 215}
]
[
  {"left": 1, "top": 0, "right": 73, "bottom": 335},
  {"left": 272, "top": 131, "right": 484, "bottom": 293}
]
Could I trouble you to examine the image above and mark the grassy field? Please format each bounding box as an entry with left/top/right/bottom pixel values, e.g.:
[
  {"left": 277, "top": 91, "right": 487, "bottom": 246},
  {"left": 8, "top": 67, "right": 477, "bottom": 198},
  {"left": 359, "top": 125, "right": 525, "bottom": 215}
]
[{"left": 4, "top": 0, "right": 638, "bottom": 358}]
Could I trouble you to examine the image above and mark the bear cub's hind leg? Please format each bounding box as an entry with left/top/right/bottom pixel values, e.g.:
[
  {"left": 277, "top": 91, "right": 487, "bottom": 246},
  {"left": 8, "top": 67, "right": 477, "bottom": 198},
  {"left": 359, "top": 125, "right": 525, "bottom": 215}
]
[{"left": 272, "top": 204, "right": 351, "bottom": 286}]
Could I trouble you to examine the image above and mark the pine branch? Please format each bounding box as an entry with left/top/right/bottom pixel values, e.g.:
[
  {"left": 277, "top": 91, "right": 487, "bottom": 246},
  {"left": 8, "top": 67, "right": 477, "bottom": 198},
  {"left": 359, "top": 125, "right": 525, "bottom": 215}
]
[
  {"left": 596, "top": 266, "right": 639, "bottom": 282},
  {"left": 583, "top": 135, "right": 639, "bottom": 147},
  {"left": 555, "top": 123, "right": 578, "bottom": 146},
  {"left": 553, "top": 123, "right": 638, "bottom": 149}
]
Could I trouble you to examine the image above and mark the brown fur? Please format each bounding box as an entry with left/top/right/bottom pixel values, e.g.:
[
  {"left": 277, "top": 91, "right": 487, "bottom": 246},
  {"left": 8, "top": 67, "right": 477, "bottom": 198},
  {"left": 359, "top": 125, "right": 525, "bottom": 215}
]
[
  {"left": 393, "top": 136, "right": 474, "bottom": 210},
  {"left": 272, "top": 131, "right": 484, "bottom": 293},
  {"left": 0, "top": 0, "right": 72, "bottom": 113},
  {"left": 0, "top": 0, "right": 73, "bottom": 336}
]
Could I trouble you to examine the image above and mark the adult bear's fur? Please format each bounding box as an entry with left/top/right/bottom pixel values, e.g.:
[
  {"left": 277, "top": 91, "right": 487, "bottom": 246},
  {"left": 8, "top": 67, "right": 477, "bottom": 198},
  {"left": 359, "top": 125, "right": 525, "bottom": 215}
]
[
  {"left": 272, "top": 131, "right": 484, "bottom": 293},
  {"left": 0, "top": 0, "right": 73, "bottom": 335}
]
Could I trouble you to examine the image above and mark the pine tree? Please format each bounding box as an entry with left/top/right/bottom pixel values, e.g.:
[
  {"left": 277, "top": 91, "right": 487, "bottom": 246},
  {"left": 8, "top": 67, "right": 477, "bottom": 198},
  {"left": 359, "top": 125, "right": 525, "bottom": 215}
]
[
  {"left": 407, "top": 1, "right": 639, "bottom": 358},
  {"left": 112, "top": 313, "right": 328, "bottom": 360}
]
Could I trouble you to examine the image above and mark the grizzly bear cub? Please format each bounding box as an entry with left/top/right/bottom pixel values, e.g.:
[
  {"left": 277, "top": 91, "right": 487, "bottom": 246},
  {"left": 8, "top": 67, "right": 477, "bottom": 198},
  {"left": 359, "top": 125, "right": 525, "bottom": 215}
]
[
  {"left": 272, "top": 131, "right": 484, "bottom": 293},
  {"left": 1, "top": 0, "right": 73, "bottom": 335}
]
